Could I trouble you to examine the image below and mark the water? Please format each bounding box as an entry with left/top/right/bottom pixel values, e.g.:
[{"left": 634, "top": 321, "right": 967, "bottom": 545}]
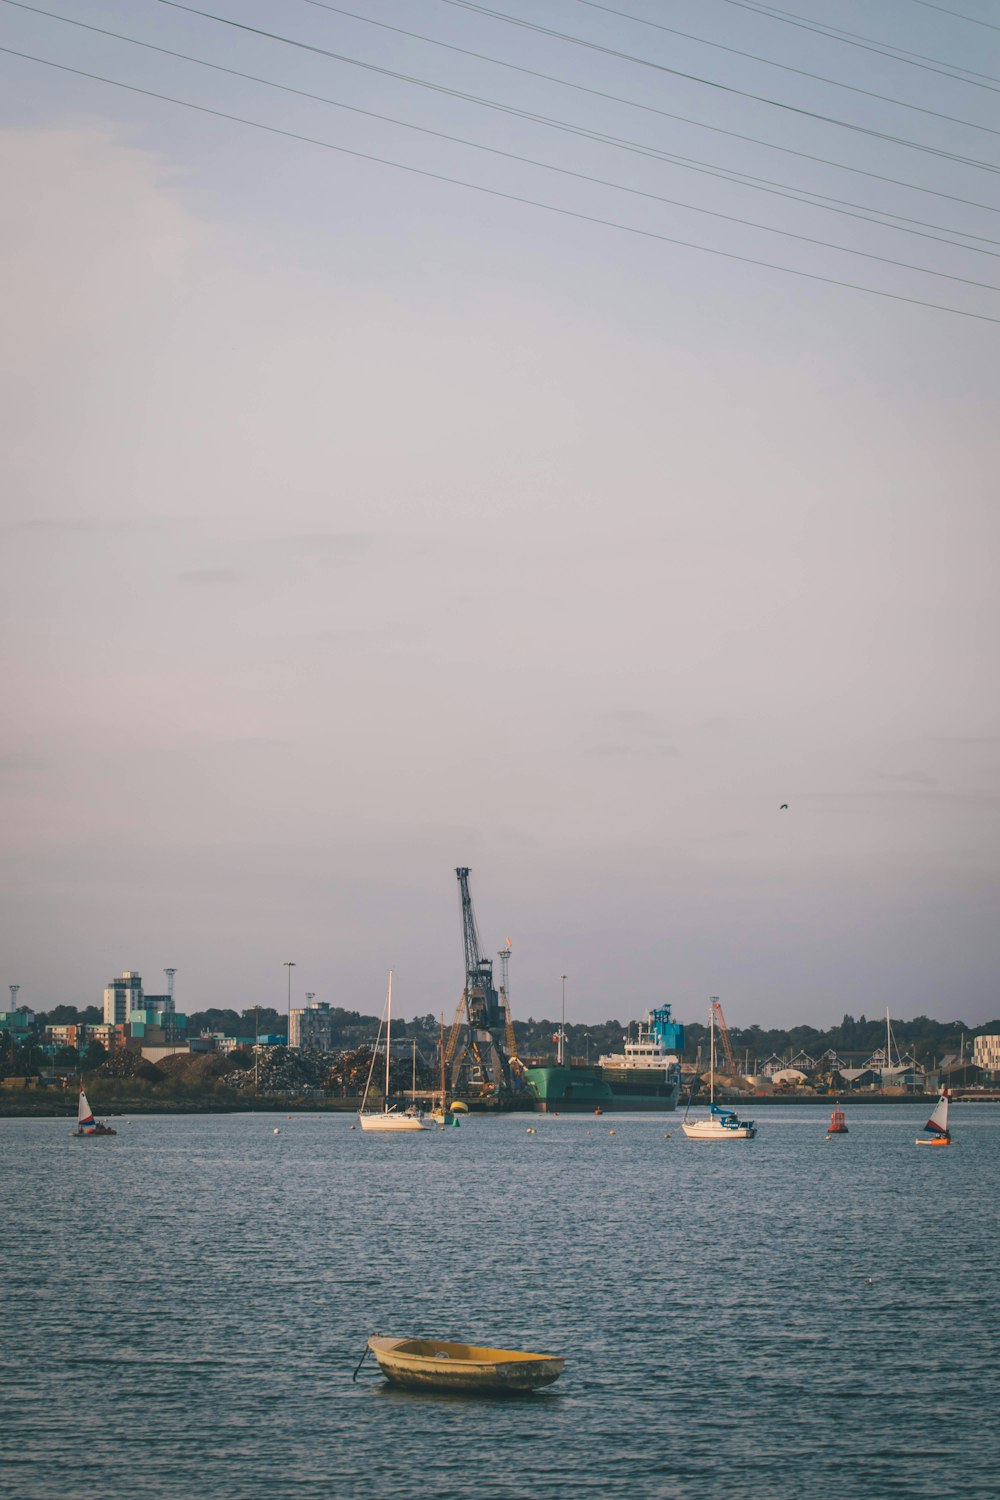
[{"left": 2, "top": 1106, "right": 998, "bottom": 1500}]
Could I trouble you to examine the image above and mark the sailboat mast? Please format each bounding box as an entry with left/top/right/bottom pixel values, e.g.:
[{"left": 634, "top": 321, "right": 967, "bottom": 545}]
[
  {"left": 710, "top": 1003, "right": 716, "bottom": 1106},
  {"left": 439, "top": 1013, "right": 446, "bottom": 1106},
  {"left": 385, "top": 970, "right": 392, "bottom": 1111}
]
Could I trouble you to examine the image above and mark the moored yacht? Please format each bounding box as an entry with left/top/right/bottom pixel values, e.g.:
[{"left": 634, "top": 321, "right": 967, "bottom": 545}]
[{"left": 681, "top": 1001, "right": 756, "bottom": 1140}]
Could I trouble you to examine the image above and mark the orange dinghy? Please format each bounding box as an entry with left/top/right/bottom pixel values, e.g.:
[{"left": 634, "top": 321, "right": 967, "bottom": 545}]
[{"left": 916, "top": 1090, "right": 952, "bottom": 1148}]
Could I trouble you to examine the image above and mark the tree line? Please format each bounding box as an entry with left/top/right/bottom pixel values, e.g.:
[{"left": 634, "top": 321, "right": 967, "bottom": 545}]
[{"left": 4, "top": 1003, "right": 997, "bottom": 1080}]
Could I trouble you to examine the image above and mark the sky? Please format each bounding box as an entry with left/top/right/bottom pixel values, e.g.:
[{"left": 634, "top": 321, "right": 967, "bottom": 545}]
[{"left": 1, "top": 0, "right": 998, "bottom": 1029}]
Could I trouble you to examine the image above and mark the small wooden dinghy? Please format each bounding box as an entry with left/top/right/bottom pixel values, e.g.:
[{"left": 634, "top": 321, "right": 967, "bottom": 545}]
[{"left": 366, "top": 1337, "right": 564, "bottom": 1393}]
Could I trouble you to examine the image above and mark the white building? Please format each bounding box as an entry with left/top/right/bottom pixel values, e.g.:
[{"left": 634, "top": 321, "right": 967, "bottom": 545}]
[
  {"left": 973, "top": 1035, "right": 1000, "bottom": 1075},
  {"left": 289, "top": 999, "right": 335, "bottom": 1051},
  {"left": 103, "top": 970, "right": 143, "bottom": 1026}
]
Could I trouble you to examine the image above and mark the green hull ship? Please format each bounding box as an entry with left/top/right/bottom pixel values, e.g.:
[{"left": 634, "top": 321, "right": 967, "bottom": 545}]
[{"left": 522, "top": 1005, "right": 684, "bottom": 1113}]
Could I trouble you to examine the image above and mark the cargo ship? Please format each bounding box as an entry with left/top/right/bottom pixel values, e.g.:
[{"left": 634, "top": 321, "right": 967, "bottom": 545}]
[{"left": 522, "top": 1004, "right": 684, "bottom": 1112}]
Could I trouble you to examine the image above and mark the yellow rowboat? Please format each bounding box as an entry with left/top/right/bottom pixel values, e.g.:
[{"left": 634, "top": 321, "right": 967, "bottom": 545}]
[{"left": 366, "top": 1337, "right": 564, "bottom": 1393}]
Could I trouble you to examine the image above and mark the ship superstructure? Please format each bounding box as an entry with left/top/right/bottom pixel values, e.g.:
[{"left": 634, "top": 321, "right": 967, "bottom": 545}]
[
  {"left": 523, "top": 1003, "right": 685, "bottom": 1113},
  {"left": 598, "top": 1006, "right": 685, "bottom": 1073}
]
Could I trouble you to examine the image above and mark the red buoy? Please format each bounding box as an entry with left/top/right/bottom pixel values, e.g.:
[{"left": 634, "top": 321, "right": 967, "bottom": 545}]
[{"left": 827, "top": 1105, "right": 848, "bottom": 1135}]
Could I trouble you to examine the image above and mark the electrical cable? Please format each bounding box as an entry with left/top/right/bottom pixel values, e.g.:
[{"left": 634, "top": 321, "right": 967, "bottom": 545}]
[
  {"left": 9, "top": 2, "right": 999, "bottom": 267},
  {"left": 156, "top": 1, "right": 1000, "bottom": 174},
  {"left": 2, "top": 43, "right": 998, "bottom": 326},
  {"left": 711, "top": 0, "right": 1000, "bottom": 91},
  {"left": 571, "top": 0, "right": 1000, "bottom": 99},
  {"left": 903, "top": 0, "right": 1000, "bottom": 32},
  {"left": 290, "top": 0, "right": 1000, "bottom": 218},
  {"left": 439, "top": 0, "right": 1000, "bottom": 156}
]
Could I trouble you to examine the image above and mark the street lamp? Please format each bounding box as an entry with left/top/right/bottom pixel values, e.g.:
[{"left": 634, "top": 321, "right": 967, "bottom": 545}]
[
  {"left": 284, "top": 961, "right": 296, "bottom": 1045},
  {"left": 559, "top": 975, "right": 567, "bottom": 1066}
]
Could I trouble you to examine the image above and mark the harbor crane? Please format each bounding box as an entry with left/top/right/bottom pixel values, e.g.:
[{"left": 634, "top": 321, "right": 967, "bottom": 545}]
[
  {"left": 710, "top": 997, "right": 741, "bottom": 1079},
  {"left": 444, "top": 868, "right": 514, "bottom": 1097}
]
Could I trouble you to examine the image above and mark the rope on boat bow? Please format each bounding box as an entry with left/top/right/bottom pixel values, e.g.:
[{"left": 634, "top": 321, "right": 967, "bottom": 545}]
[{"left": 352, "top": 1342, "right": 373, "bottom": 1382}]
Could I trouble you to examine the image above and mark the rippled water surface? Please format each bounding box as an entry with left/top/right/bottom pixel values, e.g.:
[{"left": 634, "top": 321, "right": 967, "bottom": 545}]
[{"left": 2, "top": 1106, "right": 999, "bottom": 1499}]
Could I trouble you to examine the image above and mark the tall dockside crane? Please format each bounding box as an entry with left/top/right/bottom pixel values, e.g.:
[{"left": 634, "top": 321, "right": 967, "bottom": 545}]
[
  {"left": 444, "top": 868, "right": 513, "bottom": 1097},
  {"left": 710, "top": 997, "right": 741, "bottom": 1080}
]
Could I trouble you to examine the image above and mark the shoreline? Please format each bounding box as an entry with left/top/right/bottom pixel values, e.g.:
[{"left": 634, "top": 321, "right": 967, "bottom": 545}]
[{"left": 2, "top": 1092, "right": 997, "bottom": 1118}]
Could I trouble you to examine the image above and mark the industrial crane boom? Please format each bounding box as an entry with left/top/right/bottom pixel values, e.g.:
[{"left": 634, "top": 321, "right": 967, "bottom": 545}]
[
  {"left": 450, "top": 867, "right": 512, "bottom": 1093},
  {"left": 710, "top": 998, "right": 740, "bottom": 1078}
]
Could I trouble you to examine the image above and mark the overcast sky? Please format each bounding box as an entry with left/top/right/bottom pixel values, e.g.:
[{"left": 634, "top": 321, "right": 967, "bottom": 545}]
[{"left": 1, "top": 0, "right": 998, "bottom": 1029}]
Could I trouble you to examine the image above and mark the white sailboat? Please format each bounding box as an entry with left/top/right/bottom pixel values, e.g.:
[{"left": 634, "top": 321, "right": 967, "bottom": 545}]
[
  {"left": 358, "top": 972, "right": 429, "bottom": 1132},
  {"left": 916, "top": 1088, "right": 952, "bottom": 1147},
  {"left": 71, "top": 1087, "right": 116, "bottom": 1137},
  {"left": 681, "top": 1002, "right": 756, "bottom": 1140}
]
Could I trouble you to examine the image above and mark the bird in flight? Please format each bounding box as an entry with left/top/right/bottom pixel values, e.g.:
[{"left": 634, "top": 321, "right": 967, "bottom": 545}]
[{"left": 779, "top": 803, "right": 789, "bottom": 810}]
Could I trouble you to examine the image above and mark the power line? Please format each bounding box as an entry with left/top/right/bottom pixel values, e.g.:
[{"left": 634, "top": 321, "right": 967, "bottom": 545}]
[
  {"left": 438, "top": 0, "right": 1000, "bottom": 162},
  {"left": 3, "top": 44, "right": 998, "bottom": 326},
  {"left": 10, "top": 2, "right": 999, "bottom": 269},
  {"left": 156, "top": 1, "right": 1000, "bottom": 174},
  {"left": 291, "top": 0, "right": 1000, "bottom": 218},
  {"left": 903, "top": 0, "right": 1000, "bottom": 32},
  {"left": 571, "top": 0, "right": 1000, "bottom": 105},
  {"left": 711, "top": 0, "right": 1000, "bottom": 91}
]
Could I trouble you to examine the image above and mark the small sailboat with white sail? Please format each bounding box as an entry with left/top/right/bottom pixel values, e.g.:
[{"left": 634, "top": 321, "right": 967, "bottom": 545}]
[
  {"left": 358, "top": 971, "right": 429, "bottom": 1132},
  {"left": 71, "top": 1087, "right": 116, "bottom": 1137},
  {"left": 681, "top": 1002, "right": 756, "bottom": 1140},
  {"left": 916, "top": 1088, "right": 952, "bottom": 1147}
]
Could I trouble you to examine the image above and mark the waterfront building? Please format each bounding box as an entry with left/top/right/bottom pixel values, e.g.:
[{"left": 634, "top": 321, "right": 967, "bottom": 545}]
[
  {"left": 0, "top": 1008, "right": 35, "bottom": 1040},
  {"left": 973, "top": 1035, "right": 1000, "bottom": 1076},
  {"left": 128, "top": 995, "right": 186, "bottom": 1045},
  {"left": 941, "top": 1059, "right": 986, "bottom": 1090},
  {"left": 838, "top": 1067, "right": 882, "bottom": 1089},
  {"left": 759, "top": 1055, "right": 787, "bottom": 1079},
  {"left": 206, "top": 1032, "right": 271, "bottom": 1056},
  {"left": 289, "top": 999, "right": 335, "bottom": 1051},
  {"left": 87, "top": 1022, "right": 121, "bottom": 1050},
  {"left": 103, "top": 971, "right": 143, "bottom": 1026},
  {"left": 46, "top": 1023, "right": 84, "bottom": 1050}
]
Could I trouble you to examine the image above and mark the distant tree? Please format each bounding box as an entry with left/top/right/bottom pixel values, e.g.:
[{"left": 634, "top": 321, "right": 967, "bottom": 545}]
[
  {"left": 81, "top": 1040, "right": 107, "bottom": 1071},
  {"left": 45, "top": 1005, "right": 84, "bottom": 1025},
  {"left": 188, "top": 1009, "right": 244, "bottom": 1036},
  {"left": 53, "top": 1046, "right": 80, "bottom": 1068},
  {"left": 14, "top": 1038, "right": 42, "bottom": 1077}
]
